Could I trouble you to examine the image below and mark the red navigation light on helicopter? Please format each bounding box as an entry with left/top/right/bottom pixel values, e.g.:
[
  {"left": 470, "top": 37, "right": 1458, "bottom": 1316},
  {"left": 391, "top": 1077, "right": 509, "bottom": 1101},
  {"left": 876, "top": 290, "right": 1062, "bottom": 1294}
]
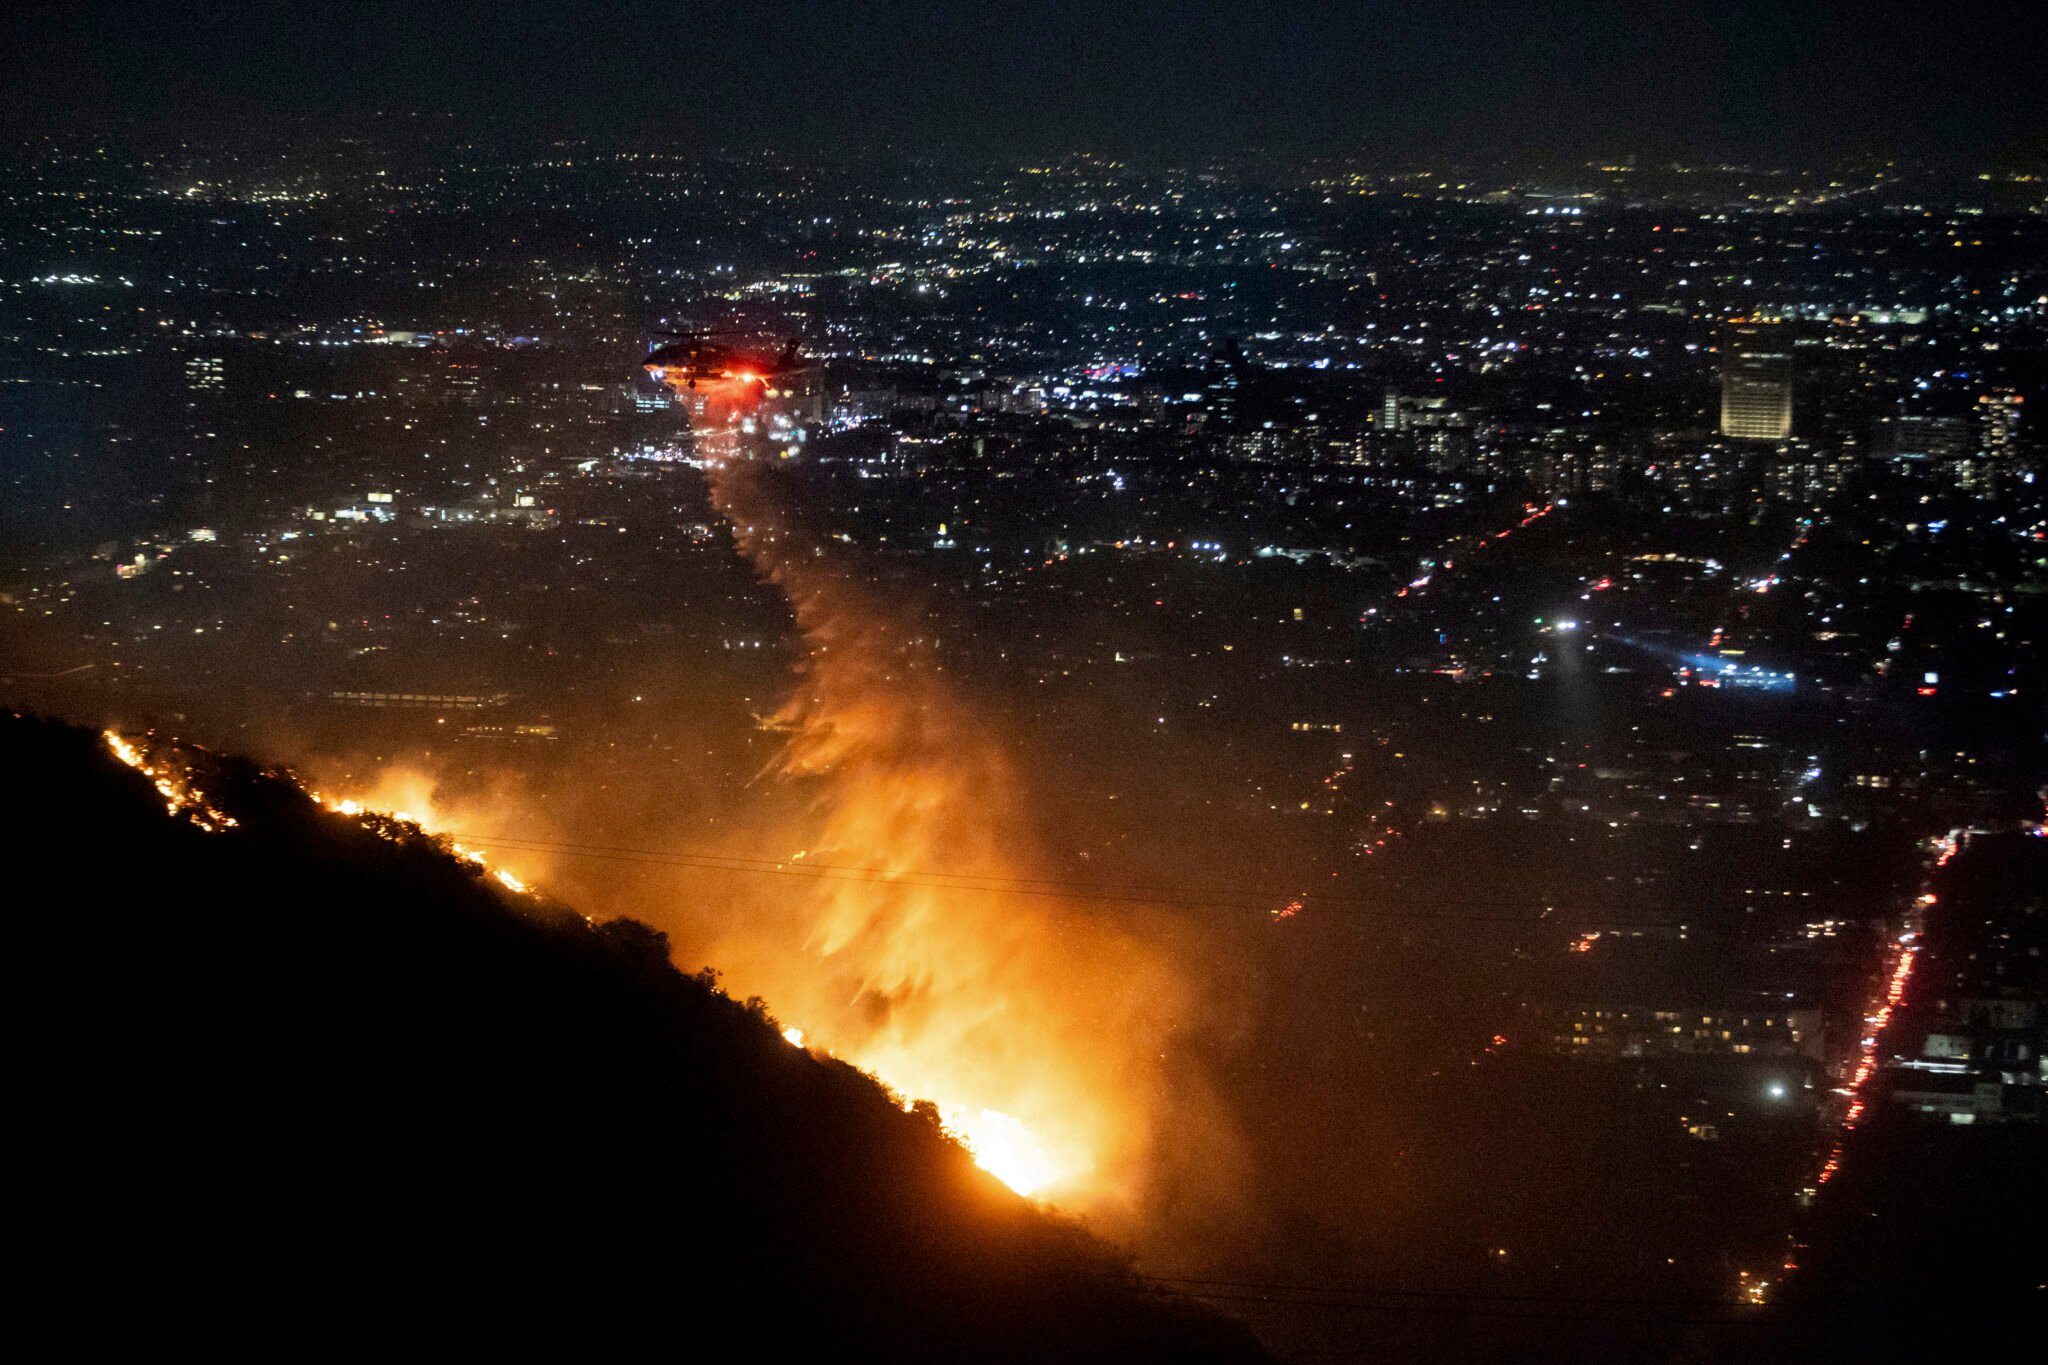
[{"left": 640, "top": 331, "right": 804, "bottom": 390}]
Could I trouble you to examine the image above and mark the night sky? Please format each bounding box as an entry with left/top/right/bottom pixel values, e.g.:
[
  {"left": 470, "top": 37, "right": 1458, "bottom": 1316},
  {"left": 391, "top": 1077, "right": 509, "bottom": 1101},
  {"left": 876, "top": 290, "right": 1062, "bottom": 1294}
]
[{"left": 7, "top": 1, "right": 2044, "bottom": 164}]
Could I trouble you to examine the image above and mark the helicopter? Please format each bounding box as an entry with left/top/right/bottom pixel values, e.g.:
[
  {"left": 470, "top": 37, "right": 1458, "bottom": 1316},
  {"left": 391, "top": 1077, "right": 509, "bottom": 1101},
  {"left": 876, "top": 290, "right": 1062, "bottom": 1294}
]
[{"left": 641, "top": 330, "right": 805, "bottom": 389}]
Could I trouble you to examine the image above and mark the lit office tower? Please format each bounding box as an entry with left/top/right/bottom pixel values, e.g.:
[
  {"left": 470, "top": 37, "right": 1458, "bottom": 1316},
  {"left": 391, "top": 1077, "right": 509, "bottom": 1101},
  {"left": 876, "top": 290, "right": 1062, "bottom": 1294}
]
[
  {"left": 1960, "top": 388, "right": 2026, "bottom": 497},
  {"left": 1977, "top": 388, "right": 2022, "bottom": 463},
  {"left": 1719, "top": 323, "right": 1794, "bottom": 442},
  {"left": 184, "top": 356, "right": 225, "bottom": 394}
]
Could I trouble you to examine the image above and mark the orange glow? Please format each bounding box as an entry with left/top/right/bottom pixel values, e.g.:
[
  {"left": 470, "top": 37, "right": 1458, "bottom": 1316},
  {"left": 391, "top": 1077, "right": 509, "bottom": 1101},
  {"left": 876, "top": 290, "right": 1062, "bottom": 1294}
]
[{"left": 297, "top": 376, "right": 1238, "bottom": 1218}]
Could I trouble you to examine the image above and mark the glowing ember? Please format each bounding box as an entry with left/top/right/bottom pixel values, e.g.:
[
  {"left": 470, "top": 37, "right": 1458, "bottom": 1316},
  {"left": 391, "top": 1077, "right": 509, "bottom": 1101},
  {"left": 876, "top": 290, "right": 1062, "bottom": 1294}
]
[
  {"left": 781, "top": 1027, "right": 805, "bottom": 1048},
  {"left": 104, "top": 731, "right": 143, "bottom": 769},
  {"left": 103, "top": 730, "right": 237, "bottom": 832},
  {"left": 306, "top": 784, "right": 545, "bottom": 903}
]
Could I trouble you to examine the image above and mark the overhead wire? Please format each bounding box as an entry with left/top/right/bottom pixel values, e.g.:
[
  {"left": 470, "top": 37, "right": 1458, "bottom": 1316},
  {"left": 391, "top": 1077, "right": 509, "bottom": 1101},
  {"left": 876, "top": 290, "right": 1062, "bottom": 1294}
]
[
  {"left": 434, "top": 827, "right": 1735, "bottom": 924},
  {"left": 1136, "top": 1284, "right": 1765, "bottom": 1327},
  {"left": 1139, "top": 1274, "right": 1758, "bottom": 1310}
]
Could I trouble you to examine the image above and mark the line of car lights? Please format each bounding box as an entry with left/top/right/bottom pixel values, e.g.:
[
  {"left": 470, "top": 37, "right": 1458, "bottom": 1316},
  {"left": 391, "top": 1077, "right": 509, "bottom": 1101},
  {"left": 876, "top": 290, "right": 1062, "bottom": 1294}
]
[{"left": 1747, "top": 832, "right": 1956, "bottom": 1303}]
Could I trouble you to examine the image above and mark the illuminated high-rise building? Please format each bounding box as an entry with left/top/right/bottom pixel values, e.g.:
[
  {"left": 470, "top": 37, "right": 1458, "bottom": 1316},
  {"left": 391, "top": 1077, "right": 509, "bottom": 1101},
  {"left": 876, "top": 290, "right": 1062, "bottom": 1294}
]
[
  {"left": 1977, "top": 388, "right": 2022, "bottom": 463},
  {"left": 1719, "top": 323, "right": 1794, "bottom": 442},
  {"left": 1956, "top": 388, "right": 2026, "bottom": 497},
  {"left": 1382, "top": 388, "right": 1446, "bottom": 433},
  {"left": 1874, "top": 413, "right": 1969, "bottom": 464},
  {"left": 1380, "top": 388, "right": 1471, "bottom": 470},
  {"left": 184, "top": 355, "right": 225, "bottom": 394}
]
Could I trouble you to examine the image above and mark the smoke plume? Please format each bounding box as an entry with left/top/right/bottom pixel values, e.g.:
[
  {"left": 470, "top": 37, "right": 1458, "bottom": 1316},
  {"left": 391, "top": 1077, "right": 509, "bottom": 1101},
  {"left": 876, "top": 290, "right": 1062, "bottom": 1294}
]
[{"left": 687, "top": 403, "right": 1230, "bottom": 1218}]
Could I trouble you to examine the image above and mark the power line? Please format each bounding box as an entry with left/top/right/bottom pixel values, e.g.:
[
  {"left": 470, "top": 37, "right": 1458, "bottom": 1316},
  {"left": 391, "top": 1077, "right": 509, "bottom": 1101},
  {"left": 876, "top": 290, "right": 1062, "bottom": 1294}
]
[
  {"left": 439, "top": 828, "right": 1717, "bottom": 924},
  {"left": 1136, "top": 1283, "right": 1765, "bottom": 1327},
  {"left": 1141, "top": 1274, "right": 1755, "bottom": 1309},
  {"left": 456, "top": 834, "right": 1389, "bottom": 915}
]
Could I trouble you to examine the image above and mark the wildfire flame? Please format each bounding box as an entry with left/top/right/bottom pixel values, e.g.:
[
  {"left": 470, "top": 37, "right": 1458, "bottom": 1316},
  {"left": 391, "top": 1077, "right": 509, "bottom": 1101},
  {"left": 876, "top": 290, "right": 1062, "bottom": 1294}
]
[
  {"left": 306, "top": 753, "right": 1102, "bottom": 1200},
  {"left": 306, "top": 786, "right": 543, "bottom": 896},
  {"left": 940, "top": 1106, "right": 1059, "bottom": 1197}
]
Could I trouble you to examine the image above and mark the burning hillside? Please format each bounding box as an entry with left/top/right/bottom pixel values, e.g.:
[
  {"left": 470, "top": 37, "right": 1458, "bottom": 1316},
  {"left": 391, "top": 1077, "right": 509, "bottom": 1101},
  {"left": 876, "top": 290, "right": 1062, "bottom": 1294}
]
[{"left": 5, "top": 712, "right": 1262, "bottom": 1361}]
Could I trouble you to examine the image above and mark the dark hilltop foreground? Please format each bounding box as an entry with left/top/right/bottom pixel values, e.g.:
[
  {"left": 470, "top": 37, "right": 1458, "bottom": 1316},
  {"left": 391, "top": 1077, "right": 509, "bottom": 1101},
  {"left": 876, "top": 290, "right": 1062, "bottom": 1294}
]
[{"left": 4, "top": 713, "right": 1261, "bottom": 1362}]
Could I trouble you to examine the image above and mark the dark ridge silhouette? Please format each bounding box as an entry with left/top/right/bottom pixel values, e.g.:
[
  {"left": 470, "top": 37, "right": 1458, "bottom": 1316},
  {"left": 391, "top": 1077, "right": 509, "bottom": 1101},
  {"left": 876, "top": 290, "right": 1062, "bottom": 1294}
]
[{"left": 4, "top": 714, "right": 1262, "bottom": 1361}]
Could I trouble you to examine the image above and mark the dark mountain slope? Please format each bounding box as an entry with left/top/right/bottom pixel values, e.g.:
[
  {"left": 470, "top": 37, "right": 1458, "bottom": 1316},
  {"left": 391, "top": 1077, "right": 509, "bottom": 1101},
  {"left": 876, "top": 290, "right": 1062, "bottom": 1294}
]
[{"left": 5, "top": 714, "right": 1260, "bottom": 1361}]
